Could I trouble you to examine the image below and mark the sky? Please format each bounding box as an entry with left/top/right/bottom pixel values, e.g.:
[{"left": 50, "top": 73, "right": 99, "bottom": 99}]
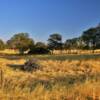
[{"left": 0, "top": 0, "right": 100, "bottom": 42}]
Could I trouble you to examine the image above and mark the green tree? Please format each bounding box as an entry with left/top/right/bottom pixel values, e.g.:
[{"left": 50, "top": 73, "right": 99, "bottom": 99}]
[
  {"left": 7, "top": 33, "right": 34, "bottom": 54},
  {"left": 80, "top": 24, "right": 100, "bottom": 52},
  {"left": 47, "top": 33, "right": 62, "bottom": 54},
  {"left": 35, "top": 42, "right": 46, "bottom": 48},
  {"left": 81, "top": 28, "right": 98, "bottom": 51},
  {"left": 95, "top": 24, "right": 100, "bottom": 49},
  {"left": 64, "top": 38, "right": 80, "bottom": 49},
  {"left": 0, "top": 39, "right": 5, "bottom": 50},
  {"left": 29, "top": 42, "right": 49, "bottom": 54}
]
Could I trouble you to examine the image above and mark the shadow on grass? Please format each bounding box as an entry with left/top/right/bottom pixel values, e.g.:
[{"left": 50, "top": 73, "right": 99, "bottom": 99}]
[
  {"left": 0, "top": 53, "right": 22, "bottom": 60},
  {"left": 7, "top": 64, "right": 24, "bottom": 70}
]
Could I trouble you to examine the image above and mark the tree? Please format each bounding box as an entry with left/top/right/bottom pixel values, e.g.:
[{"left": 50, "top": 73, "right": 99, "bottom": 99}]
[
  {"left": 81, "top": 28, "right": 97, "bottom": 50},
  {"left": 64, "top": 38, "right": 80, "bottom": 49},
  {"left": 7, "top": 33, "right": 34, "bottom": 54},
  {"left": 47, "top": 33, "right": 62, "bottom": 54},
  {"left": 80, "top": 24, "right": 100, "bottom": 52},
  {"left": 29, "top": 42, "right": 49, "bottom": 54},
  {"left": 0, "top": 39, "right": 5, "bottom": 50},
  {"left": 74, "top": 37, "right": 86, "bottom": 49},
  {"left": 64, "top": 39, "right": 72, "bottom": 50},
  {"left": 64, "top": 24, "right": 100, "bottom": 52},
  {"left": 35, "top": 42, "right": 46, "bottom": 48},
  {"left": 95, "top": 24, "right": 100, "bottom": 49}
]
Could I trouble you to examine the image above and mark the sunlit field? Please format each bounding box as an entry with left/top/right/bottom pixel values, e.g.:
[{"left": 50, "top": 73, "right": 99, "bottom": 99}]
[
  {"left": 0, "top": 53, "right": 100, "bottom": 100},
  {"left": 0, "top": 0, "right": 100, "bottom": 100}
]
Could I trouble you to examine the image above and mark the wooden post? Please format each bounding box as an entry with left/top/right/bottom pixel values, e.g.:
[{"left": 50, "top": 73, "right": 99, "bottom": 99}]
[{"left": 0, "top": 69, "right": 3, "bottom": 88}]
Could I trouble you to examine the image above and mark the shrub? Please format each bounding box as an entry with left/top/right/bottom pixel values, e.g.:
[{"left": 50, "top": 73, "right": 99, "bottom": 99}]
[
  {"left": 28, "top": 47, "right": 50, "bottom": 54},
  {"left": 23, "top": 59, "right": 40, "bottom": 72}
]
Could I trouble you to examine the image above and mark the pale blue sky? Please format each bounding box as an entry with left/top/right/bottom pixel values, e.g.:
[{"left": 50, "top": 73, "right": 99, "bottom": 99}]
[{"left": 0, "top": 0, "right": 100, "bottom": 42}]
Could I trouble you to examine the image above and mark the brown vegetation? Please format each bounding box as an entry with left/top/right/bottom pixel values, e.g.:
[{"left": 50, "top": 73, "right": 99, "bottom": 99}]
[{"left": 0, "top": 57, "right": 99, "bottom": 100}]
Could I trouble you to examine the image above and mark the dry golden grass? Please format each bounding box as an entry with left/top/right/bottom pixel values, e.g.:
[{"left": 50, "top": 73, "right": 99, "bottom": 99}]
[
  {"left": 0, "top": 49, "right": 100, "bottom": 55},
  {"left": 53, "top": 49, "right": 100, "bottom": 54},
  {"left": 0, "top": 49, "right": 19, "bottom": 54},
  {"left": 0, "top": 57, "right": 100, "bottom": 100}
]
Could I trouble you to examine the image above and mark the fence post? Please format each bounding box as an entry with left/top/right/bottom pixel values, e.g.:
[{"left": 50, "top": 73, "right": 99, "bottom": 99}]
[{"left": 0, "top": 69, "right": 3, "bottom": 88}]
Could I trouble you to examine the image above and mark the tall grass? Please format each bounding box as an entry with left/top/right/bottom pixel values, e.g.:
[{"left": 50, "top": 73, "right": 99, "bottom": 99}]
[{"left": 0, "top": 58, "right": 100, "bottom": 100}]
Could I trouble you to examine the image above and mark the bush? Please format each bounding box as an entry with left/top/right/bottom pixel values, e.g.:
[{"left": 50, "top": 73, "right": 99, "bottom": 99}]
[
  {"left": 28, "top": 47, "right": 50, "bottom": 54},
  {"left": 23, "top": 59, "right": 40, "bottom": 72}
]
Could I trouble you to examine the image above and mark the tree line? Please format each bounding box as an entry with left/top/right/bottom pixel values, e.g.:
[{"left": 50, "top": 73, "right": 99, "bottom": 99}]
[{"left": 0, "top": 24, "right": 100, "bottom": 54}]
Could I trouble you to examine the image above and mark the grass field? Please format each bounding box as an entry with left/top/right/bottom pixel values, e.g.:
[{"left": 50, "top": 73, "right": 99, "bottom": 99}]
[
  {"left": 28, "top": 54, "right": 100, "bottom": 60},
  {"left": 0, "top": 53, "right": 100, "bottom": 61},
  {"left": 0, "top": 53, "right": 100, "bottom": 100}
]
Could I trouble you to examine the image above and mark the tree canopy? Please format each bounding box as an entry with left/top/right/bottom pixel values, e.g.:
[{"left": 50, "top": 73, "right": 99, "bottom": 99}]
[
  {"left": 47, "top": 33, "right": 62, "bottom": 51},
  {"left": 0, "top": 23, "right": 100, "bottom": 54},
  {"left": 0, "top": 39, "right": 5, "bottom": 50},
  {"left": 7, "top": 33, "right": 34, "bottom": 54}
]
